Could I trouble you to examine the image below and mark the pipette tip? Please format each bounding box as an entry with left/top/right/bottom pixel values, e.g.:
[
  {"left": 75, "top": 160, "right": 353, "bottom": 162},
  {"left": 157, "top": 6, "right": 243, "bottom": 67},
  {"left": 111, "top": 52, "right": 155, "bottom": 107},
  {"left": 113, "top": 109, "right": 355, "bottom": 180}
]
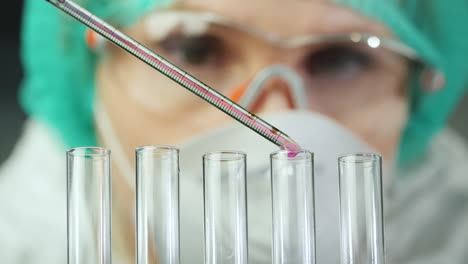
[{"left": 279, "top": 135, "right": 301, "bottom": 152}]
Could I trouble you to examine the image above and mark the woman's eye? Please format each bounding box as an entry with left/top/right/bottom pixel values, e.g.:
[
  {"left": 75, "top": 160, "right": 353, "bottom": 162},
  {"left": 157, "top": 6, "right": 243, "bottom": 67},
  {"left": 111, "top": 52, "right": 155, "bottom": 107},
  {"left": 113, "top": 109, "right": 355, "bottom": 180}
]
[
  {"left": 157, "top": 34, "right": 224, "bottom": 67},
  {"left": 303, "top": 46, "right": 373, "bottom": 79}
]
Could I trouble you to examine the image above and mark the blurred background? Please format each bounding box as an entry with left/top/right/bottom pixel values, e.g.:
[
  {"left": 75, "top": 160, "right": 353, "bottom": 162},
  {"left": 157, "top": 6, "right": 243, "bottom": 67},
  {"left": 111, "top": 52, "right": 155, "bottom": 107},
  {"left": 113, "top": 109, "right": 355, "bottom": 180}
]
[{"left": 0, "top": 1, "right": 467, "bottom": 164}]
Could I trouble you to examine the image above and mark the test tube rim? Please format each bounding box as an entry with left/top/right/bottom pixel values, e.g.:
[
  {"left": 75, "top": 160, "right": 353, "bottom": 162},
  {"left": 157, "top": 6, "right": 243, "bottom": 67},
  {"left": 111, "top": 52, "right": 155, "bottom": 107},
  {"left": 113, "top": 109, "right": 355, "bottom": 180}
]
[
  {"left": 270, "top": 149, "right": 313, "bottom": 160},
  {"left": 338, "top": 152, "right": 381, "bottom": 164},
  {"left": 66, "top": 146, "right": 110, "bottom": 157},
  {"left": 203, "top": 150, "right": 247, "bottom": 161},
  {"left": 135, "top": 145, "right": 180, "bottom": 155}
]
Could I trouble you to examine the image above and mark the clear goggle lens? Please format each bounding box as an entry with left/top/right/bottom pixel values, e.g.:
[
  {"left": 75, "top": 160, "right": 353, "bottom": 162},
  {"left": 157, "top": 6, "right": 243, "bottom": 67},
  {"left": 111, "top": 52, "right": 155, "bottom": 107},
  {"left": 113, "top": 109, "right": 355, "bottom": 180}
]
[{"left": 119, "top": 11, "right": 444, "bottom": 115}]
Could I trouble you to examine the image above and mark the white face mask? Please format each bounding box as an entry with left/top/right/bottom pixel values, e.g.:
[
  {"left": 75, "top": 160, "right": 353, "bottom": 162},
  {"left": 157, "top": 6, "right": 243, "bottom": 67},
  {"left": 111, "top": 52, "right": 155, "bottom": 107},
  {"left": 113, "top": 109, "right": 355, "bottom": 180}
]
[{"left": 96, "top": 104, "right": 385, "bottom": 264}]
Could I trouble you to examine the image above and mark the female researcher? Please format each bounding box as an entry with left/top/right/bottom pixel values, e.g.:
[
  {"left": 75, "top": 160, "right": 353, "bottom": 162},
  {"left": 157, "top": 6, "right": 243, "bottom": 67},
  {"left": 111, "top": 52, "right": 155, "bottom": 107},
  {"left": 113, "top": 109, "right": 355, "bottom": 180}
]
[{"left": 1, "top": 0, "right": 468, "bottom": 263}]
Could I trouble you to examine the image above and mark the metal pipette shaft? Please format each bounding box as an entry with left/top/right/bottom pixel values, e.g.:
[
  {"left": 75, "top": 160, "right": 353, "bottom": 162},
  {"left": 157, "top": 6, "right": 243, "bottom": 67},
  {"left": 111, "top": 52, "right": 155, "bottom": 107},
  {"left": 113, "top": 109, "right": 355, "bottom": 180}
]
[{"left": 44, "top": 0, "right": 299, "bottom": 150}]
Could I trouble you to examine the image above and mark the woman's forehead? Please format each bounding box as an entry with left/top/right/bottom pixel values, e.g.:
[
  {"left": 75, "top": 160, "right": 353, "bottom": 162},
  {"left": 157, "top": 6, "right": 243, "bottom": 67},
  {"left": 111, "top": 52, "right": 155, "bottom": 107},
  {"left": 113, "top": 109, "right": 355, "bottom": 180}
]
[{"left": 169, "top": 0, "right": 393, "bottom": 38}]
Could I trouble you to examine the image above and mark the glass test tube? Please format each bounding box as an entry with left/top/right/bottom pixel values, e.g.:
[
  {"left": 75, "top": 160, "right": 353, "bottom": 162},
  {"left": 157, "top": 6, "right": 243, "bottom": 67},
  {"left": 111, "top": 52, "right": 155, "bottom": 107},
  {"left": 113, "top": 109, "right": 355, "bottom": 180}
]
[
  {"left": 271, "top": 150, "right": 315, "bottom": 264},
  {"left": 136, "top": 146, "right": 180, "bottom": 264},
  {"left": 338, "top": 154, "right": 385, "bottom": 264},
  {"left": 203, "top": 151, "right": 248, "bottom": 264},
  {"left": 67, "top": 147, "right": 112, "bottom": 264}
]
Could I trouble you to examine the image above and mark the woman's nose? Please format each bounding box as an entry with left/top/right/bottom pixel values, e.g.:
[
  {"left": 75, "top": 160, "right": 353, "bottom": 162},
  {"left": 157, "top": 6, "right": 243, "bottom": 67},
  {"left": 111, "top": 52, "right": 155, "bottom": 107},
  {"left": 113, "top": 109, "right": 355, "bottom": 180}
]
[
  {"left": 235, "top": 65, "right": 308, "bottom": 113},
  {"left": 249, "top": 78, "right": 296, "bottom": 113}
]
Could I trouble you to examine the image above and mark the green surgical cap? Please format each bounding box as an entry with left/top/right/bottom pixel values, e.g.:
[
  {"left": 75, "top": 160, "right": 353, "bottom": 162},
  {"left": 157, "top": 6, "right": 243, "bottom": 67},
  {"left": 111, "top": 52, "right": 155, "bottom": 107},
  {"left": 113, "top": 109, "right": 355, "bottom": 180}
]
[{"left": 21, "top": 0, "right": 468, "bottom": 164}]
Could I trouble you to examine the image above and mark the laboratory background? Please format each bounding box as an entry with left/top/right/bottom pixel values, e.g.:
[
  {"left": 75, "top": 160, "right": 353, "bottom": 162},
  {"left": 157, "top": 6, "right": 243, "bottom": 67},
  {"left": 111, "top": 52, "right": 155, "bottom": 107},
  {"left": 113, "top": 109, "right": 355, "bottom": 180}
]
[{"left": 1, "top": 1, "right": 26, "bottom": 163}]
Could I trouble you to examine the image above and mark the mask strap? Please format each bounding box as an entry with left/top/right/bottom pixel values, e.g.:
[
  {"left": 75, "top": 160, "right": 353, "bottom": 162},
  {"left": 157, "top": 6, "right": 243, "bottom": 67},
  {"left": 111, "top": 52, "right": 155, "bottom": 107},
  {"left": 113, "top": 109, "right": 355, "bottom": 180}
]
[
  {"left": 85, "top": 29, "right": 106, "bottom": 51},
  {"left": 95, "top": 101, "right": 135, "bottom": 190}
]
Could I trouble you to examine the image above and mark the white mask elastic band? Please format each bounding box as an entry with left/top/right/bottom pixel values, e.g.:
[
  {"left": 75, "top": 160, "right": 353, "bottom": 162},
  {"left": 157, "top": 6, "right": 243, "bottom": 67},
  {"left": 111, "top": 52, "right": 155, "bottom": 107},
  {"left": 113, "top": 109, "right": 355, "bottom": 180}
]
[{"left": 95, "top": 101, "right": 135, "bottom": 189}]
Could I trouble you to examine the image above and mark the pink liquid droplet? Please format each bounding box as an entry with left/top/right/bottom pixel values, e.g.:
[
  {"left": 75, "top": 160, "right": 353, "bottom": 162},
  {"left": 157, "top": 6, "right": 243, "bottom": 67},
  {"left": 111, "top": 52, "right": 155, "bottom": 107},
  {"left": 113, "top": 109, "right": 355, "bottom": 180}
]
[{"left": 280, "top": 141, "right": 302, "bottom": 158}]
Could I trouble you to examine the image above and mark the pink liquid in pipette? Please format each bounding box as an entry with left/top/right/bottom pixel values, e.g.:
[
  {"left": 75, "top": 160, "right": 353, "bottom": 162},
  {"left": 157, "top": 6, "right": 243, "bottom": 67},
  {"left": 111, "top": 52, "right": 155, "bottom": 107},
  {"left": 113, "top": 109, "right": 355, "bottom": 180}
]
[
  {"left": 279, "top": 139, "right": 301, "bottom": 158},
  {"left": 52, "top": 0, "right": 302, "bottom": 155}
]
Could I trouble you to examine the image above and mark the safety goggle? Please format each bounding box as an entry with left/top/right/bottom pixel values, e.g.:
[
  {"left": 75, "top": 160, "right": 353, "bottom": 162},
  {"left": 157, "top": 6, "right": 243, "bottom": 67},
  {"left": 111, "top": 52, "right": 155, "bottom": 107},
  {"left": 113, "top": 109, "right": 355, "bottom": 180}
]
[{"left": 117, "top": 10, "right": 445, "bottom": 114}]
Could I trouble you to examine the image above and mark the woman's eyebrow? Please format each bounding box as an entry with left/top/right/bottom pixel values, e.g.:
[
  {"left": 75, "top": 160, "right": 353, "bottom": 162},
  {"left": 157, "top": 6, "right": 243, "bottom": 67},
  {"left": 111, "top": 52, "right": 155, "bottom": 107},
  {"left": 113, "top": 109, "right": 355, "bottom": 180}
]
[
  {"left": 300, "top": 4, "right": 393, "bottom": 37},
  {"left": 164, "top": 1, "right": 394, "bottom": 38}
]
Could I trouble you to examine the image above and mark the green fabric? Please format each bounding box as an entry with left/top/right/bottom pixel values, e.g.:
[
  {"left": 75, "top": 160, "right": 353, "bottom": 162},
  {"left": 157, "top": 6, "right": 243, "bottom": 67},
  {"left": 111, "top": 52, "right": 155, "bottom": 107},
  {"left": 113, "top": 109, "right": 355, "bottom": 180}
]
[
  {"left": 21, "top": 0, "right": 468, "bottom": 163},
  {"left": 333, "top": 0, "right": 468, "bottom": 165},
  {"left": 20, "top": 0, "right": 170, "bottom": 148}
]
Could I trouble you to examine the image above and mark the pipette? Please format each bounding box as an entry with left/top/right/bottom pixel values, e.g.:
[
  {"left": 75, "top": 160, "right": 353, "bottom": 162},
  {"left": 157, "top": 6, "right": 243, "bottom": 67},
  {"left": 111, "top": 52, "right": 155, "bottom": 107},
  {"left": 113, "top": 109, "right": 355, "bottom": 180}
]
[{"left": 44, "top": 0, "right": 300, "bottom": 151}]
